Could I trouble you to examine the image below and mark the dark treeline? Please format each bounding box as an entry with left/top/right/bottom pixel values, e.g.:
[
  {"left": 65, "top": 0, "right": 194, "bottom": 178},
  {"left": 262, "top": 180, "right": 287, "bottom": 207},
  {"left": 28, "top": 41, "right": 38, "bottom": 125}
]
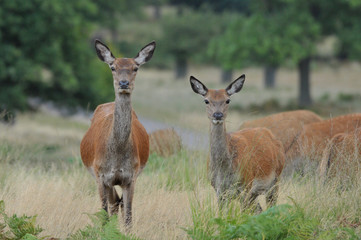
[{"left": 1, "top": 0, "right": 360, "bottom": 118}]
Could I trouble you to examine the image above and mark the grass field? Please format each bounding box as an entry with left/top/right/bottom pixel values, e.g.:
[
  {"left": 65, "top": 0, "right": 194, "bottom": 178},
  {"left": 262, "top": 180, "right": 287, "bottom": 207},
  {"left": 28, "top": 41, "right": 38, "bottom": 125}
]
[{"left": 0, "top": 65, "right": 360, "bottom": 239}]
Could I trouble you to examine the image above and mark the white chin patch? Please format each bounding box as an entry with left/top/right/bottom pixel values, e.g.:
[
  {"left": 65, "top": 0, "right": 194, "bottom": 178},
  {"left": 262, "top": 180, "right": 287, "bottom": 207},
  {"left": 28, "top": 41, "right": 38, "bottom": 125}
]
[
  {"left": 212, "top": 119, "right": 223, "bottom": 125},
  {"left": 118, "top": 89, "right": 131, "bottom": 94}
]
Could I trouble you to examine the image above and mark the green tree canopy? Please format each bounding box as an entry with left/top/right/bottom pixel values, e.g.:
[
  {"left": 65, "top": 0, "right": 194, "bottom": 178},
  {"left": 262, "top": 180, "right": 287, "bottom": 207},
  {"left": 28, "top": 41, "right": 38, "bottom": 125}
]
[
  {"left": 209, "top": 1, "right": 321, "bottom": 70},
  {"left": 0, "top": 0, "right": 122, "bottom": 117},
  {"left": 161, "top": 9, "right": 228, "bottom": 78}
]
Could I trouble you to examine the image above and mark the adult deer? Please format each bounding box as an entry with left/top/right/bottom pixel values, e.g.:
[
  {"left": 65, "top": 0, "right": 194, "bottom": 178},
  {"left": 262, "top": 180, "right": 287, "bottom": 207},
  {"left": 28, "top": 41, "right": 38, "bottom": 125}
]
[
  {"left": 80, "top": 39, "right": 156, "bottom": 227},
  {"left": 286, "top": 113, "right": 361, "bottom": 168},
  {"left": 240, "top": 110, "right": 322, "bottom": 152},
  {"left": 190, "top": 75, "right": 285, "bottom": 210}
]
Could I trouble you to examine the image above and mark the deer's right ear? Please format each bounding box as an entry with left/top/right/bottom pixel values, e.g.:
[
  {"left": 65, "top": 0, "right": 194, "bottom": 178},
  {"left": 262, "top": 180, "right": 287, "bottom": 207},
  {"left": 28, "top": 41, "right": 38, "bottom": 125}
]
[
  {"left": 190, "top": 76, "right": 208, "bottom": 96},
  {"left": 95, "top": 39, "right": 115, "bottom": 64}
]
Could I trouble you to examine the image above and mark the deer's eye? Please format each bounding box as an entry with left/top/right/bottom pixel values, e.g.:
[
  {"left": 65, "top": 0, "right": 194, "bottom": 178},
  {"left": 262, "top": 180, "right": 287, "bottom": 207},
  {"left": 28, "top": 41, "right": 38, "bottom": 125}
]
[
  {"left": 204, "top": 99, "right": 209, "bottom": 104},
  {"left": 134, "top": 67, "right": 138, "bottom": 72},
  {"left": 111, "top": 67, "right": 116, "bottom": 71},
  {"left": 226, "top": 99, "right": 231, "bottom": 104}
]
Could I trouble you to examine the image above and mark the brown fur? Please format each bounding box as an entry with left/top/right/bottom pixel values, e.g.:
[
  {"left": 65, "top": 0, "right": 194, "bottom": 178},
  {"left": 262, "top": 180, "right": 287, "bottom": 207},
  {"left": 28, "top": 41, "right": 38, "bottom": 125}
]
[
  {"left": 190, "top": 75, "right": 285, "bottom": 209},
  {"left": 228, "top": 127, "right": 285, "bottom": 187},
  {"left": 81, "top": 103, "right": 149, "bottom": 174},
  {"left": 240, "top": 110, "right": 322, "bottom": 151},
  {"left": 319, "top": 130, "right": 361, "bottom": 179},
  {"left": 80, "top": 40, "right": 155, "bottom": 228},
  {"left": 149, "top": 128, "right": 182, "bottom": 157},
  {"left": 287, "top": 113, "right": 361, "bottom": 165}
]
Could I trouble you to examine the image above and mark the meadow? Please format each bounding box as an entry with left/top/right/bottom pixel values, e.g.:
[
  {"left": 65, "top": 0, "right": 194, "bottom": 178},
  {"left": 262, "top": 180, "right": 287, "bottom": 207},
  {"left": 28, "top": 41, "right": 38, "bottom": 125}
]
[{"left": 0, "top": 64, "right": 361, "bottom": 239}]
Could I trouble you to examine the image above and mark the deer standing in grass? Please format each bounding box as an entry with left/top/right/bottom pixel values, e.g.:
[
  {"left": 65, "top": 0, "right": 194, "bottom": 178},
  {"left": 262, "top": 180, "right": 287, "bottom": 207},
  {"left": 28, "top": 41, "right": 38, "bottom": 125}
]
[
  {"left": 319, "top": 129, "right": 361, "bottom": 180},
  {"left": 80, "top": 40, "right": 156, "bottom": 227},
  {"left": 239, "top": 110, "right": 322, "bottom": 152},
  {"left": 190, "top": 75, "right": 285, "bottom": 210},
  {"left": 286, "top": 113, "right": 361, "bottom": 167}
]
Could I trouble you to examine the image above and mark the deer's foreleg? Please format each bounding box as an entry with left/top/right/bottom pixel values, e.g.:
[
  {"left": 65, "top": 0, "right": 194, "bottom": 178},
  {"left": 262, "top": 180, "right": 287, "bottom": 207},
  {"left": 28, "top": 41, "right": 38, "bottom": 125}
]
[{"left": 122, "top": 181, "right": 135, "bottom": 228}]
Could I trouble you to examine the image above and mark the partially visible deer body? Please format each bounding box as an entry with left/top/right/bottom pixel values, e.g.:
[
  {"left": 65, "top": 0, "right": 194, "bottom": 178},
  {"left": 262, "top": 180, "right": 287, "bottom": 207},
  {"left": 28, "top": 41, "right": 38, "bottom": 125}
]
[
  {"left": 319, "top": 129, "right": 361, "bottom": 180},
  {"left": 80, "top": 40, "right": 156, "bottom": 227},
  {"left": 286, "top": 113, "right": 361, "bottom": 170},
  {"left": 240, "top": 110, "right": 322, "bottom": 153},
  {"left": 190, "top": 75, "right": 285, "bottom": 209}
]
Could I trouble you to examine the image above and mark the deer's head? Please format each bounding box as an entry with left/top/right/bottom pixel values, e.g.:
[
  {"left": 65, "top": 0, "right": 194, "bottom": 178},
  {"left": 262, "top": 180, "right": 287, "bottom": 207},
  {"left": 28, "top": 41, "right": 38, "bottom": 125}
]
[
  {"left": 190, "top": 75, "right": 245, "bottom": 125},
  {"left": 95, "top": 40, "right": 156, "bottom": 95}
]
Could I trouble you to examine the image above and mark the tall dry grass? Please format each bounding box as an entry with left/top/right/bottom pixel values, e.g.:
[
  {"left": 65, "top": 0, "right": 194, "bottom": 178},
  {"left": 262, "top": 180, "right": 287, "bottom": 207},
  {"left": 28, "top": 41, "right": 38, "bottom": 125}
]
[{"left": 1, "top": 97, "right": 361, "bottom": 238}]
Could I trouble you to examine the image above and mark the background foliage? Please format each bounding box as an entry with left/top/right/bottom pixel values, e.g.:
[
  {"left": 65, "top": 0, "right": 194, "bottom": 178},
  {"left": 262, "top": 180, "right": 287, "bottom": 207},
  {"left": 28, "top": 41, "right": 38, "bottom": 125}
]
[{"left": 0, "top": 0, "right": 360, "bottom": 115}]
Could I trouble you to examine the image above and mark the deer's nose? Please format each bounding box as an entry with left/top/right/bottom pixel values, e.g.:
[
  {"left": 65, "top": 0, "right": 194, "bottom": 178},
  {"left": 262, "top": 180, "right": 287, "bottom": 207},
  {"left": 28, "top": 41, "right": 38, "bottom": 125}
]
[
  {"left": 213, "top": 112, "right": 223, "bottom": 120},
  {"left": 119, "top": 80, "right": 129, "bottom": 89}
]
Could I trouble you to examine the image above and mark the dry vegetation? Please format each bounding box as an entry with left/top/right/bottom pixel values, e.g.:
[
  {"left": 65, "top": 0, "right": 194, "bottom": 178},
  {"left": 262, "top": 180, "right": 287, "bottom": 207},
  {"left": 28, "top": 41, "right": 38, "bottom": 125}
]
[
  {"left": 149, "top": 128, "right": 182, "bottom": 157},
  {"left": 0, "top": 65, "right": 361, "bottom": 239}
]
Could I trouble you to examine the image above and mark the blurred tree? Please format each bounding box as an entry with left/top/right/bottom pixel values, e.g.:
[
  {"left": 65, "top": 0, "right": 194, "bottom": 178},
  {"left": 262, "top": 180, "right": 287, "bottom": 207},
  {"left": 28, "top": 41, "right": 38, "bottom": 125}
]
[
  {"left": 209, "top": 0, "right": 321, "bottom": 106},
  {"left": 144, "top": 0, "right": 169, "bottom": 19},
  {"left": 169, "top": 0, "right": 250, "bottom": 13},
  {"left": 169, "top": 0, "right": 250, "bottom": 82},
  {"left": 0, "top": 0, "right": 113, "bottom": 118},
  {"left": 90, "top": 0, "right": 143, "bottom": 41},
  {"left": 315, "top": 0, "right": 361, "bottom": 61},
  {"left": 161, "top": 10, "right": 224, "bottom": 79}
]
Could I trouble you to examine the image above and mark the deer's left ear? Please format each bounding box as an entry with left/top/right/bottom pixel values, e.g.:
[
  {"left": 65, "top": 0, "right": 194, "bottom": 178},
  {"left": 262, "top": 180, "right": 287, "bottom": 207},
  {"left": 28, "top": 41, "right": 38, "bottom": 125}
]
[
  {"left": 226, "top": 74, "right": 245, "bottom": 96},
  {"left": 134, "top": 41, "right": 156, "bottom": 66}
]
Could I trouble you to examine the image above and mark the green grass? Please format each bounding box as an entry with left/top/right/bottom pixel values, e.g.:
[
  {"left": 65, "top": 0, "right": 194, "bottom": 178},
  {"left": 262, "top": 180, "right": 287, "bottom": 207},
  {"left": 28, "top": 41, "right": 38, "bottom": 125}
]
[
  {"left": 144, "top": 150, "right": 208, "bottom": 191},
  {"left": 185, "top": 199, "right": 358, "bottom": 240}
]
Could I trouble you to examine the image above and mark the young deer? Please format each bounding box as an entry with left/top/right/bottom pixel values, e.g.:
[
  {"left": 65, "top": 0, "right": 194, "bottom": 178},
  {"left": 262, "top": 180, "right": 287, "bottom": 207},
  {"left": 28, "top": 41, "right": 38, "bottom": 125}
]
[
  {"left": 80, "top": 40, "right": 156, "bottom": 227},
  {"left": 190, "top": 75, "right": 285, "bottom": 209}
]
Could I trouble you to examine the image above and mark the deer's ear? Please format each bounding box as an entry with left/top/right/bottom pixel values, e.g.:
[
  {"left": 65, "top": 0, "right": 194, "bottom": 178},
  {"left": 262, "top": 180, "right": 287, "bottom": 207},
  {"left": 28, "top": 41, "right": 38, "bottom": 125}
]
[
  {"left": 95, "top": 39, "right": 115, "bottom": 64},
  {"left": 190, "top": 76, "right": 208, "bottom": 96},
  {"left": 226, "top": 74, "right": 245, "bottom": 96},
  {"left": 134, "top": 41, "right": 156, "bottom": 66}
]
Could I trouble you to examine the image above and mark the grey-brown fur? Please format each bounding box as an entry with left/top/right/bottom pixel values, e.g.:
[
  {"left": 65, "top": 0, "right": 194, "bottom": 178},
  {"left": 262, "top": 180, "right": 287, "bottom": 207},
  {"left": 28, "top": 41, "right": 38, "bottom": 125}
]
[
  {"left": 209, "top": 123, "right": 237, "bottom": 202},
  {"left": 98, "top": 94, "right": 136, "bottom": 226}
]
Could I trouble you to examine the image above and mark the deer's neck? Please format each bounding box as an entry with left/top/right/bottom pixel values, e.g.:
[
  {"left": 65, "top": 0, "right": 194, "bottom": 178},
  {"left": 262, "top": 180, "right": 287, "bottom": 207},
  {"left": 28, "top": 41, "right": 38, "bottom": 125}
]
[
  {"left": 210, "top": 122, "right": 231, "bottom": 169},
  {"left": 112, "top": 94, "right": 132, "bottom": 145}
]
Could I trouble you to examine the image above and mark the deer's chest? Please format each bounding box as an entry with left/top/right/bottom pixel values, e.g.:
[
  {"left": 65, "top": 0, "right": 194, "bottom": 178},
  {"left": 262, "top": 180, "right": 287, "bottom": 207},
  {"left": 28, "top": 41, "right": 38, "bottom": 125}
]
[
  {"left": 99, "top": 143, "right": 136, "bottom": 187},
  {"left": 209, "top": 156, "right": 238, "bottom": 197}
]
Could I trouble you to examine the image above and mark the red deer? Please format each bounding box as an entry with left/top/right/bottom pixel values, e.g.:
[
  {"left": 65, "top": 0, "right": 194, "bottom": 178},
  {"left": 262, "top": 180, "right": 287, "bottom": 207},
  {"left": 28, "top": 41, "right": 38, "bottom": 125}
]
[
  {"left": 319, "top": 130, "right": 361, "bottom": 179},
  {"left": 190, "top": 75, "right": 285, "bottom": 210},
  {"left": 240, "top": 110, "right": 322, "bottom": 152},
  {"left": 80, "top": 40, "right": 156, "bottom": 227},
  {"left": 287, "top": 113, "right": 361, "bottom": 171}
]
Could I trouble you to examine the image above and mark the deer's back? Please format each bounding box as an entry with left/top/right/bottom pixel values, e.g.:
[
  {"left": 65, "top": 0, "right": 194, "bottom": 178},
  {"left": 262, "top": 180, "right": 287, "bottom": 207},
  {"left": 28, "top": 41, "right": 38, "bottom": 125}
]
[
  {"left": 288, "top": 113, "right": 361, "bottom": 160},
  {"left": 240, "top": 110, "right": 322, "bottom": 151},
  {"left": 80, "top": 102, "right": 149, "bottom": 171},
  {"left": 229, "top": 127, "right": 285, "bottom": 184}
]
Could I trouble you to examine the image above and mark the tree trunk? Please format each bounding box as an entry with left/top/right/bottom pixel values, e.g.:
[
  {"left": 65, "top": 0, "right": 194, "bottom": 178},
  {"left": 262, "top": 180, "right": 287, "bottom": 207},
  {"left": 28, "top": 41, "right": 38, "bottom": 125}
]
[
  {"left": 298, "top": 57, "right": 312, "bottom": 107},
  {"left": 264, "top": 66, "right": 276, "bottom": 88},
  {"left": 153, "top": 5, "right": 161, "bottom": 19},
  {"left": 221, "top": 69, "right": 233, "bottom": 83},
  {"left": 175, "top": 58, "right": 187, "bottom": 80}
]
